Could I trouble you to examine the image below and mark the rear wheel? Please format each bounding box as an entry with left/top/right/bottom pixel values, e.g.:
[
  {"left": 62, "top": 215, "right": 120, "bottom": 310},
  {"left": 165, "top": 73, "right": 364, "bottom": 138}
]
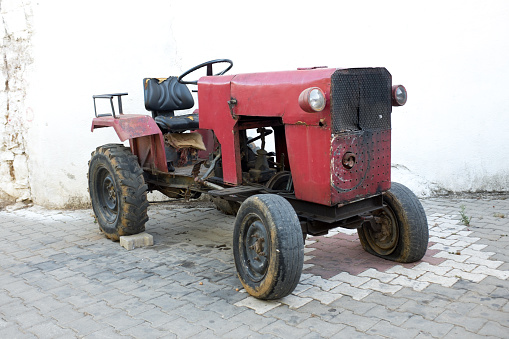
[
  {"left": 357, "top": 182, "right": 428, "bottom": 262},
  {"left": 233, "top": 194, "right": 304, "bottom": 300},
  {"left": 88, "top": 144, "right": 149, "bottom": 241}
]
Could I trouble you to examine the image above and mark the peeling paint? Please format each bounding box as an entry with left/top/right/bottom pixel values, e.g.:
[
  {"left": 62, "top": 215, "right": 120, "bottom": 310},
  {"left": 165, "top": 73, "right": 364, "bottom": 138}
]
[{"left": 0, "top": 0, "right": 34, "bottom": 202}]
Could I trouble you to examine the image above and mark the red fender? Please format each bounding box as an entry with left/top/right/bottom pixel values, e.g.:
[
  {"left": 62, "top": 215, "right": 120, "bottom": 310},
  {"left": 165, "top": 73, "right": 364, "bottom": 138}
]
[{"left": 91, "top": 115, "right": 167, "bottom": 172}]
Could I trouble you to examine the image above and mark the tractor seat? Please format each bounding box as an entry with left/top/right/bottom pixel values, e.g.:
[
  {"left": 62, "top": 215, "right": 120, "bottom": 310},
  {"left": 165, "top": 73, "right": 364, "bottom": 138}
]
[
  {"left": 154, "top": 114, "right": 199, "bottom": 133},
  {"left": 144, "top": 77, "right": 198, "bottom": 132}
]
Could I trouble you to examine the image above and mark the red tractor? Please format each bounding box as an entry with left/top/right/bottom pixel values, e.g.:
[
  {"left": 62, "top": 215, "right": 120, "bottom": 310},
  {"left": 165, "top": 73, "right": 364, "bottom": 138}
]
[{"left": 89, "top": 59, "right": 428, "bottom": 300}]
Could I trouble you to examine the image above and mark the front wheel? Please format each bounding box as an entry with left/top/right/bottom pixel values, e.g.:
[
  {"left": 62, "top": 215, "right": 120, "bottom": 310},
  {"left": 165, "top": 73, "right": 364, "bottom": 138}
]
[
  {"left": 233, "top": 194, "right": 304, "bottom": 300},
  {"left": 357, "top": 182, "right": 429, "bottom": 263},
  {"left": 88, "top": 144, "right": 149, "bottom": 241}
]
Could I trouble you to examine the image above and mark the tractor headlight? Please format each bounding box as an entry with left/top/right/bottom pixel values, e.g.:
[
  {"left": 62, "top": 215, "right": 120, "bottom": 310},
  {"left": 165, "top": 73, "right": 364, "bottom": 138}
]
[
  {"left": 299, "top": 87, "right": 326, "bottom": 113},
  {"left": 392, "top": 85, "right": 407, "bottom": 106}
]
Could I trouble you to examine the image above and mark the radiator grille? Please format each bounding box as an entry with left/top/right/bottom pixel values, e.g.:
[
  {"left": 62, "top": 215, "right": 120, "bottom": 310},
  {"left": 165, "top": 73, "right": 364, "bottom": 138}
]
[{"left": 330, "top": 68, "right": 392, "bottom": 133}]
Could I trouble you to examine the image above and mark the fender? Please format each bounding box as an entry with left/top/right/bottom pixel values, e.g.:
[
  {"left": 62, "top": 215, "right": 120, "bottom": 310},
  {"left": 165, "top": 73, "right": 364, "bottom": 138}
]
[{"left": 91, "top": 115, "right": 167, "bottom": 172}]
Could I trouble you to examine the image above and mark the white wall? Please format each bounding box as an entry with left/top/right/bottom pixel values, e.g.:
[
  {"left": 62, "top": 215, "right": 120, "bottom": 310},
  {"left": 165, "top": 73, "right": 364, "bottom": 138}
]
[{"left": 1, "top": 0, "right": 508, "bottom": 207}]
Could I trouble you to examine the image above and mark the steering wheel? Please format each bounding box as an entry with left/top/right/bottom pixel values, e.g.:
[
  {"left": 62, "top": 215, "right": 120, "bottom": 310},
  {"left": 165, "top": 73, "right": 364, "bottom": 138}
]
[{"left": 177, "top": 59, "right": 233, "bottom": 85}]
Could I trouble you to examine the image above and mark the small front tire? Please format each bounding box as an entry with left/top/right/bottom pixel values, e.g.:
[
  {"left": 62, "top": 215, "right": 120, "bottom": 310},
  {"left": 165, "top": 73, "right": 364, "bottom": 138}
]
[
  {"left": 233, "top": 194, "right": 304, "bottom": 300},
  {"left": 358, "top": 182, "right": 429, "bottom": 263}
]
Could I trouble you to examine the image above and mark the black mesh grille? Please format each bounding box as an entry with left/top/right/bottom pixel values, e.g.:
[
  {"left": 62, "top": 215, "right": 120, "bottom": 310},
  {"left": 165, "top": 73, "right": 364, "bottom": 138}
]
[{"left": 330, "top": 68, "right": 392, "bottom": 133}]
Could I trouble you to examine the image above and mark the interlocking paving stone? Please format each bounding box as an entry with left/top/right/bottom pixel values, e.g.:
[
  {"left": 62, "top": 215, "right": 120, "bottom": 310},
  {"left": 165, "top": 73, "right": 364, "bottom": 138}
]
[{"left": 1, "top": 195, "right": 509, "bottom": 337}]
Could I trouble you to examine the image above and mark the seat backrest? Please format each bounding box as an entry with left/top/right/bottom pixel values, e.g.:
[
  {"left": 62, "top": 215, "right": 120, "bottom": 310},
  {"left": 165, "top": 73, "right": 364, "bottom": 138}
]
[{"left": 143, "top": 77, "right": 194, "bottom": 114}]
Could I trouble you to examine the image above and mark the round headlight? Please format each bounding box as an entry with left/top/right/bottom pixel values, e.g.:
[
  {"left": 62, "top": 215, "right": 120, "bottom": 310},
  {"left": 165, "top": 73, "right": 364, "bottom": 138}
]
[
  {"left": 299, "top": 87, "right": 326, "bottom": 113},
  {"left": 392, "top": 85, "right": 407, "bottom": 106}
]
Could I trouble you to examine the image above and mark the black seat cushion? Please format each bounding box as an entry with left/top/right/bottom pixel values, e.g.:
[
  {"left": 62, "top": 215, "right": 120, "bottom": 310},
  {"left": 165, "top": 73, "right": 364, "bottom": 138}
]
[
  {"left": 144, "top": 77, "right": 194, "bottom": 112},
  {"left": 155, "top": 113, "right": 199, "bottom": 132}
]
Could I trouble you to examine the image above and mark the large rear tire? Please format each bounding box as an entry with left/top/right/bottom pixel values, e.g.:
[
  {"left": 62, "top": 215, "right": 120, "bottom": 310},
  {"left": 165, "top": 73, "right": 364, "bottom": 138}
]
[
  {"left": 233, "top": 194, "right": 304, "bottom": 300},
  {"left": 88, "top": 144, "right": 149, "bottom": 241},
  {"left": 357, "top": 182, "right": 428, "bottom": 263}
]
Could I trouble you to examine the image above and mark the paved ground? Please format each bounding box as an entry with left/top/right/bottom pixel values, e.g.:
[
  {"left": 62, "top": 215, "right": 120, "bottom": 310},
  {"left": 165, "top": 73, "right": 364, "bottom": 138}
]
[{"left": 1, "top": 195, "right": 508, "bottom": 338}]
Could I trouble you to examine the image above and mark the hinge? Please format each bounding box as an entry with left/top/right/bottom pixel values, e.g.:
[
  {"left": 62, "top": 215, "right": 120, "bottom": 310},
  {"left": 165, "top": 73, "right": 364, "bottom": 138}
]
[{"left": 227, "top": 98, "right": 237, "bottom": 119}]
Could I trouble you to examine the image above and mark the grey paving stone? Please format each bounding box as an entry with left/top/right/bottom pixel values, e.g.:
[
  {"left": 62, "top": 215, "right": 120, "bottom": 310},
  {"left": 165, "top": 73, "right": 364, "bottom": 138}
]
[
  {"left": 434, "top": 309, "right": 488, "bottom": 333},
  {"left": 489, "top": 286, "right": 509, "bottom": 300},
  {"left": 420, "top": 283, "right": 468, "bottom": 301},
  {"left": 197, "top": 299, "right": 241, "bottom": 319},
  {"left": 221, "top": 324, "right": 262, "bottom": 339},
  {"left": 100, "top": 310, "right": 145, "bottom": 332},
  {"left": 468, "top": 304, "right": 509, "bottom": 328},
  {"left": 146, "top": 294, "right": 187, "bottom": 311},
  {"left": 31, "top": 276, "right": 67, "bottom": 292},
  {"left": 259, "top": 319, "right": 311, "bottom": 337},
  {"left": 0, "top": 293, "right": 21, "bottom": 307},
  {"left": 330, "top": 310, "right": 380, "bottom": 332},
  {"left": 331, "top": 325, "right": 385, "bottom": 339},
  {"left": 207, "top": 287, "right": 247, "bottom": 305},
  {"left": 328, "top": 296, "right": 377, "bottom": 315},
  {"left": 453, "top": 278, "right": 498, "bottom": 295},
  {"left": 478, "top": 320, "right": 509, "bottom": 338},
  {"left": 11, "top": 309, "right": 46, "bottom": 329},
  {"left": 192, "top": 312, "right": 244, "bottom": 336},
  {"left": 442, "top": 326, "right": 487, "bottom": 339},
  {"left": 401, "top": 314, "right": 454, "bottom": 338},
  {"left": 264, "top": 304, "right": 313, "bottom": 326},
  {"left": 134, "top": 306, "right": 179, "bottom": 327},
  {"left": 124, "top": 285, "right": 165, "bottom": 301},
  {"left": 63, "top": 291, "right": 101, "bottom": 309},
  {"left": 78, "top": 300, "right": 120, "bottom": 319},
  {"left": 231, "top": 310, "right": 277, "bottom": 331},
  {"left": 112, "top": 297, "right": 157, "bottom": 317},
  {"left": 2, "top": 301, "right": 35, "bottom": 318},
  {"left": 120, "top": 321, "right": 172, "bottom": 338},
  {"left": 2, "top": 280, "right": 32, "bottom": 295},
  {"left": 367, "top": 319, "right": 421, "bottom": 339},
  {"left": 66, "top": 315, "right": 110, "bottom": 336},
  {"left": 0, "top": 324, "right": 38, "bottom": 339},
  {"left": 364, "top": 305, "right": 414, "bottom": 326},
  {"left": 361, "top": 291, "right": 409, "bottom": 310},
  {"left": 96, "top": 290, "right": 132, "bottom": 307},
  {"left": 27, "top": 319, "right": 77, "bottom": 338},
  {"left": 443, "top": 300, "right": 478, "bottom": 315},
  {"left": 397, "top": 299, "right": 445, "bottom": 320},
  {"left": 296, "top": 317, "right": 346, "bottom": 338},
  {"left": 179, "top": 291, "right": 220, "bottom": 308},
  {"left": 291, "top": 299, "right": 339, "bottom": 320},
  {"left": 48, "top": 305, "right": 87, "bottom": 325},
  {"left": 83, "top": 325, "right": 131, "bottom": 339},
  {"left": 157, "top": 316, "right": 206, "bottom": 337}
]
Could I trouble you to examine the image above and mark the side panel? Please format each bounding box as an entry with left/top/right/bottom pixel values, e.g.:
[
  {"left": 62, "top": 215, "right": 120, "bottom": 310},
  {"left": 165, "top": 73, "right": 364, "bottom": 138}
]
[
  {"left": 198, "top": 75, "right": 242, "bottom": 185},
  {"left": 285, "top": 124, "right": 332, "bottom": 205}
]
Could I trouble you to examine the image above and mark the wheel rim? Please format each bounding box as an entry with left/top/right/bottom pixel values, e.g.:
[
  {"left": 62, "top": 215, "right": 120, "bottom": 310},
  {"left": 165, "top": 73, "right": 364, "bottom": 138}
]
[
  {"left": 241, "top": 214, "right": 269, "bottom": 282},
  {"left": 96, "top": 167, "right": 118, "bottom": 223},
  {"left": 266, "top": 171, "right": 291, "bottom": 191},
  {"left": 364, "top": 206, "right": 399, "bottom": 256}
]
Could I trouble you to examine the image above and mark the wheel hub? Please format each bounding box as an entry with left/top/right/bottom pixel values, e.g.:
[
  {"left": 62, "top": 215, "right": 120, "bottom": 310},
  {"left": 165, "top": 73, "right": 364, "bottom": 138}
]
[
  {"left": 243, "top": 219, "right": 269, "bottom": 280},
  {"left": 366, "top": 208, "right": 398, "bottom": 255},
  {"left": 97, "top": 168, "right": 118, "bottom": 222}
]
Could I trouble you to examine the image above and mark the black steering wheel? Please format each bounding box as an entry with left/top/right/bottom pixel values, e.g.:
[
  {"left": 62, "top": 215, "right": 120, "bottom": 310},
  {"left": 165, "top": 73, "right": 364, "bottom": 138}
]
[{"left": 177, "top": 59, "right": 233, "bottom": 85}]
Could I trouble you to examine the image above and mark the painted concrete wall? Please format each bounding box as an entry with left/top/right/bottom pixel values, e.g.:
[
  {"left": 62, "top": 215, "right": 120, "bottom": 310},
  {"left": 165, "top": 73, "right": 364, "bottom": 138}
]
[{"left": 1, "top": 0, "right": 508, "bottom": 207}]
